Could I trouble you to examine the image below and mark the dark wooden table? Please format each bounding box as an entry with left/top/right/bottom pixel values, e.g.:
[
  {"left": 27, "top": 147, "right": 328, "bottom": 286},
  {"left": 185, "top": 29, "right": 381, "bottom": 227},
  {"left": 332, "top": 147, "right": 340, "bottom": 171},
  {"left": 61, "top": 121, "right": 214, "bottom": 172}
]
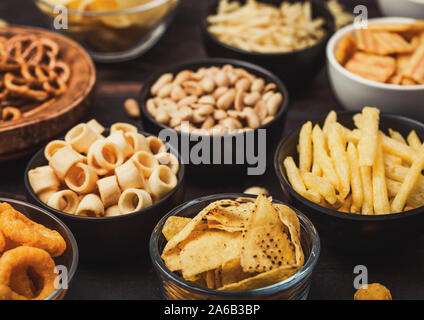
[{"left": 1, "top": 0, "right": 423, "bottom": 300}]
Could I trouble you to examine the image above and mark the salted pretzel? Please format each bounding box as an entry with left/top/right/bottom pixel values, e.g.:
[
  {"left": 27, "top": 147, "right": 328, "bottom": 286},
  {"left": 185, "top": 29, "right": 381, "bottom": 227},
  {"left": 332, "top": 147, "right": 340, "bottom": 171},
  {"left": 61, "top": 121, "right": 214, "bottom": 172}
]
[{"left": 0, "top": 33, "right": 71, "bottom": 123}]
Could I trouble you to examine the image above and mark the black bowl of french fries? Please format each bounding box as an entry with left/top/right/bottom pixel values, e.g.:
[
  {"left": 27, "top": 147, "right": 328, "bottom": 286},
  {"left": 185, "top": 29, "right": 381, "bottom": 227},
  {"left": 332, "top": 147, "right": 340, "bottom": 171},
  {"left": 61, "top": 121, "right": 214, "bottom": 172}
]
[
  {"left": 274, "top": 108, "right": 424, "bottom": 251},
  {"left": 201, "top": 0, "right": 335, "bottom": 89},
  {"left": 138, "top": 58, "right": 289, "bottom": 177}
]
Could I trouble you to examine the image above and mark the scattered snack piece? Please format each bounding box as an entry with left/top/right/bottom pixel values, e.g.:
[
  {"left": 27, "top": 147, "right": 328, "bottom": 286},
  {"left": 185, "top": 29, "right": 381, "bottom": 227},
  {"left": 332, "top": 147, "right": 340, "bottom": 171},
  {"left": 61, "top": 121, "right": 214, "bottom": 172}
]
[
  {"left": 0, "top": 19, "right": 7, "bottom": 28},
  {"left": 0, "top": 203, "right": 67, "bottom": 300},
  {"left": 337, "top": 20, "right": 424, "bottom": 85},
  {"left": 283, "top": 106, "right": 424, "bottom": 214},
  {"left": 207, "top": 0, "right": 326, "bottom": 53},
  {"left": 161, "top": 195, "right": 304, "bottom": 291},
  {"left": 0, "top": 32, "right": 71, "bottom": 122},
  {"left": 28, "top": 121, "right": 179, "bottom": 217},
  {"left": 146, "top": 64, "right": 283, "bottom": 135},
  {"left": 354, "top": 283, "right": 392, "bottom": 300},
  {"left": 243, "top": 186, "right": 269, "bottom": 196},
  {"left": 124, "top": 98, "right": 140, "bottom": 118}
]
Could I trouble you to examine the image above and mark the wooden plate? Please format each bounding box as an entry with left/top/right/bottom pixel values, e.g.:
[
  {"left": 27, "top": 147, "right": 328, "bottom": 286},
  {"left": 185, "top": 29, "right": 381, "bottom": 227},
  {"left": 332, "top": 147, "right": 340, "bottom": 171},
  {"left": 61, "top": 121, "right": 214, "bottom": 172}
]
[{"left": 0, "top": 25, "right": 96, "bottom": 161}]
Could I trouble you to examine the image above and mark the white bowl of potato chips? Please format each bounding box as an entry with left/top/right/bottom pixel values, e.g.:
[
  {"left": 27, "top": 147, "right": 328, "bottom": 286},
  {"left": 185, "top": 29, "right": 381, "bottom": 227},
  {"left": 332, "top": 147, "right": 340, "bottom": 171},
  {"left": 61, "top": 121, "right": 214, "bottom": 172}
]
[
  {"left": 150, "top": 193, "right": 320, "bottom": 300},
  {"left": 35, "top": 0, "right": 180, "bottom": 62},
  {"left": 327, "top": 17, "right": 424, "bottom": 119}
]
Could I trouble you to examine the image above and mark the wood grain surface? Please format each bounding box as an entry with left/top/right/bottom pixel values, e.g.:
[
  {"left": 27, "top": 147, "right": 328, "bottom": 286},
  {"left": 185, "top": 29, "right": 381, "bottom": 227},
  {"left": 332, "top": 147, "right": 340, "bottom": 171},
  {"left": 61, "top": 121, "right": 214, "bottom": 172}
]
[{"left": 0, "top": 0, "right": 423, "bottom": 300}]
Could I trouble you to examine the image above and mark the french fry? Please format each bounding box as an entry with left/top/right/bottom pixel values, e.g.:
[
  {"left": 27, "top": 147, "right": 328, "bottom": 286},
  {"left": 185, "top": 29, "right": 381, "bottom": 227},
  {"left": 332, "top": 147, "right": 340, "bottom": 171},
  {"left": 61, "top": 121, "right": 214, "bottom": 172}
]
[
  {"left": 389, "top": 128, "right": 407, "bottom": 144},
  {"left": 383, "top": 153, "right": 402, "bottom": 165},
  {"left": 348, "top": 129, "right": 417, "bottom": 163},
  {"left": 338, "top": 195, "right": 352, "bottom": 213},
  {"left": 386, "top": 178, "right": 424, "bottom": 209},
  {"left": 298, "top": 121, "right": 312, "bottom": 172},
  {"left": 284, "top": 157, "right": 321, "bottom": 204},
  {"left": 372, "top": 138, "right": 391, "bottom": 214},
  {"left": 312, "top": 125, "right": 340, "bottom": 190},
  {"left": 347, "top": 142, "right": 363, "bottom": 213},
  {"left": 360, "top": 165, "right": 374, "bottom": 214},
  {"left": 391, "top": 147, "right": 424, "bottom": 212},
  {"left": 301, "top": 171, "right": 337, "bottom": 205},
  {"left": 322, "top": 110, "right": 337, "bottom": 137},
  {"left": 358, "top": 107, "right": 380, "bottom": 166},
  {"left": 407, "top": 130, "right": 422, "bottom": 151},
  {"left": 328, "top": 123, "right": 350, "bottom": 199},
  {"left": 353, "top": 113, "right": 362, "bottom": 129}
]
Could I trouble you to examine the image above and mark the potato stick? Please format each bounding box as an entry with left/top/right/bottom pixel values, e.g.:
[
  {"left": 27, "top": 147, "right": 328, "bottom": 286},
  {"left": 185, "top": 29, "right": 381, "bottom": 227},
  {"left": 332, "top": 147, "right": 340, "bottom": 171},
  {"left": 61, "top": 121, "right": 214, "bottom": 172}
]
[
  {"left": 328, "top": 123, "right": 350, "bottom": 199},
  {"left": 347, "top": 142, "right": 363, "bottom": 213},
  {"left": 360, "top": 165, "right": 373, "bottom": 214},
  {"left": 388, "top": 128, "right": 407, "bottom": 144},
  {"left": 384, "top": 157, "right": 418, "bottom": 183},
  {"left": 386, "top": 178, "right": 424, "bottom": 208},
  {"left": 353, "top": 113, "right": 362, "bottom": 129},
  {"left": 391, "top": 147, "right": 424, "bottom": 212},
  {"left": 322, "top": 110, "right": 337, "bottom": 137},
  {"left": 358, "top": 107, "right": 380, "bottom": 166},
  {"left": 283, "top": 156, "right": 321, "bottom": 204},
  {"left": 372, "top": 138, "right": 391, "bottom": 214},
  {"left": 338, "top": 195, "right": 352, "bottom": 213},
  {"left": 350, "top": 130, "right": 417, "bottom": 164},
  {"left": 407, "top": 130, "right": 422, "bottom": 151},
  {"left": 301, "top": 171, "right": 337, "bottom": 204},
  {"left": 298, "top": 121, "right": 312, "bottom": 172},
  {"left": 383, "top": 153, "right": 402, "bottom": 165},
  {"left": 312, "top": 125, "right": 340, "bottom": 190}
]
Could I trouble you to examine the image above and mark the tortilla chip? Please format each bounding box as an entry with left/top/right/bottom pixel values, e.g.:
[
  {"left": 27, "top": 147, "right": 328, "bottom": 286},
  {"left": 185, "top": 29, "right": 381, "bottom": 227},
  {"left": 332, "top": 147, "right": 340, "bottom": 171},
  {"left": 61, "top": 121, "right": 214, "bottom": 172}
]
[
  {"left": 214, "top": 267, "right": 222, "bottom": 289},
  {"left": 205, "top": 202, "right": 253, "bottom": 232},
  {"left": 162, "top": 216, "right": 192, "bottom": 241},
  {"left": 219, "top": 258, "right": 255, "bottom": 287},
  {"left": 219, "top": 265, "right": 300, "bottom": 291},
  {"left": 205, "top": 270, "right": 216, "bottom": 289},
  {"left": 240, "top": 195, "right": 296, "bottom": 273},
  {"left": 274, "top": 204, "right": 304, "bottom": 267},
  {"left": 345, "top": 52, "right": 396, "bottom": 83},
  {"left": 335, "top": 34, "right": 358, "bottom": 65},
  {"left": 179, "top": 230, "right": 242, "bottom": 279}
]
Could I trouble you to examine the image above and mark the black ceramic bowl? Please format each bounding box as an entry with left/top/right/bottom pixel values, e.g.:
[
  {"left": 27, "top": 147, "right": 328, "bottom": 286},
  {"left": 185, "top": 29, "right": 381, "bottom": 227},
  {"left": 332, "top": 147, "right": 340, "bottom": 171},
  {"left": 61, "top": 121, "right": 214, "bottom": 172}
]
[
  {"left": 139, "top": 58, "right": 289, "bottom": 177},
  {"left": 0, "top": 197, "right": 78, "bottom": 299},
  {"left": 274, "top": 111, "right": 424, "bottom": 251},
  {"left": 24, "top": 130, "right": 185, "bottom": 263},
  {"left": 201, "top": 0, "right": 335, "bottom": 89},
  {"left": 150, "top": 193, "right": 320, "bottom": 300}
]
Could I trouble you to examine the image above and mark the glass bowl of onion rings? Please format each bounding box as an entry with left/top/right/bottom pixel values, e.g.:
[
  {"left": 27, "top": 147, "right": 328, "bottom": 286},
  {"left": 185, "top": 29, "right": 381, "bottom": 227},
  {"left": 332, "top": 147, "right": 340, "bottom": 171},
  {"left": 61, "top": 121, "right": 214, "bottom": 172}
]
[
  {"left": 0, "top": 197, "right": 78, "bottom": 300},
  {"left": 34, "top": 0, "right": 180, "bottom": 62}
]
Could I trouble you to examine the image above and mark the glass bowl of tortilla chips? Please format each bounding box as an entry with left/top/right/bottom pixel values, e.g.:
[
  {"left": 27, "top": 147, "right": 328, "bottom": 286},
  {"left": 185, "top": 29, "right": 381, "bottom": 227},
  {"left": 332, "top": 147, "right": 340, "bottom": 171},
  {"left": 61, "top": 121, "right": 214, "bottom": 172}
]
[
  {"left": 34, "top": 0, "right": 180, "bottom": 62},
  {"left": 149, "top": 193, "right": 320, "bottom": 300}
]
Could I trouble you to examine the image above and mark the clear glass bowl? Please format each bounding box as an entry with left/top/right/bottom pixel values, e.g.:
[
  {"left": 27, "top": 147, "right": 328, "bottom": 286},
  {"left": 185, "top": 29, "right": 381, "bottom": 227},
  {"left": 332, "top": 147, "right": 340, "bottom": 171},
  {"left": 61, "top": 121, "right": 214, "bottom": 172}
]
[
  {"left": 0, "top": 197, "right": 78, "bottom": 300},
  {"left": 150, "top": 193, "right": 320, "bottom": 300},
  {"left": 34, "top": 0, "right": 180, "bottom": 62}
]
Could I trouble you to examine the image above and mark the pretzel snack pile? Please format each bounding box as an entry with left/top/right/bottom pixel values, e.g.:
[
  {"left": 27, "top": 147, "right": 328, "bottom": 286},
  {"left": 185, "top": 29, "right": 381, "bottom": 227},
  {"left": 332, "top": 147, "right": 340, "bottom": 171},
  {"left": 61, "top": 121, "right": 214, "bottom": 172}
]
[{"left": 0, "top": 33, "right": 71, "bottom": 122}]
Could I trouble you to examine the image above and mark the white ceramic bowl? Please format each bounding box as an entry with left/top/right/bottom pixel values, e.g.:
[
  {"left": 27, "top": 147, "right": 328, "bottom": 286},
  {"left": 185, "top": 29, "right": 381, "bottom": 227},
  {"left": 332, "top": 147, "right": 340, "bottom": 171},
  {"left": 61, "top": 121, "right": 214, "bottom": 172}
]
[
  {"left": 377, "top": 0, "right": 424, "bottom": 19},
  {"left": 327, "top": 17, "right": 424, "bottom": 119}
]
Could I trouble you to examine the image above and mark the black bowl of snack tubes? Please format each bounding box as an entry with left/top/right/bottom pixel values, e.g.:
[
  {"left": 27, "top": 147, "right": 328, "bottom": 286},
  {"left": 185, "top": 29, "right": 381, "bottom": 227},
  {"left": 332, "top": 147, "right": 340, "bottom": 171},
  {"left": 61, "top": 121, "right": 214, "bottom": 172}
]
[
  {"left": 24, "top": 120, "right": 185, "bottom": 262},
  {"left": 201, "top": 0, "right": 336, "bottom": 89},
  {"left": 150, "top": 193, "right": 320, "bottom": 300},
  {"left": 138, "top": 58, "right": 289, "bottom": 177},
  {"left": 274, "top": 107, "right": 424, "bottom": 251}
]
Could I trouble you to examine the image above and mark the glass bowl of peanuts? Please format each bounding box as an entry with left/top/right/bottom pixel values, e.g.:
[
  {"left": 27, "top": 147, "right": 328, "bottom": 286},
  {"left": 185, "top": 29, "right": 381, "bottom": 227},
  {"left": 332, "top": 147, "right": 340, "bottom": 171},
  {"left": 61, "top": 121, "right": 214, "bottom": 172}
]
[
  {"left": 24, "top": 122, "right": 186, "bottom": 262},
  {"left": 34, "top": 0, "right": 180, "bottom": 62},
  {"left": 274, "top": 109, "right": 424, "bottom": 252},
  {"left": 201, "top": 0, "right": 335, "bottom": 89},
  {"left": 138, "top": 58, "right": 289, "bottom": 176}
]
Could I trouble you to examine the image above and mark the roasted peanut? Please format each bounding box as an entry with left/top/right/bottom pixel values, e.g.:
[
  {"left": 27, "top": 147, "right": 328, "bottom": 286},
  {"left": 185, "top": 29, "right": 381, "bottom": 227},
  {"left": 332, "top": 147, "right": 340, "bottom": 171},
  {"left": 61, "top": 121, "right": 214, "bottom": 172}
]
[
  {"left": 267, "top": 92, "right": 282, "bottom": 116},
  {"left": 244, "top": 91, "right": 261, "bottom": 106},
  {"left": 235, "top": 78, "right": 250, "bottom": 92},
  {"left": 214, "top": 109, "right": 227, "bottom": 120},
  {"left": 251, "top": 78, "right": 265, "bottom": 92},
  {"left": 198, "top": 95, "right": 215, "bottom": 105},
  {"left": 243, "top": 107, "right": 260, "bottom": 129},
  {"left": 182, "top": 81, "right": 203, "bottom": 96},
  {"left": 151, "top": 73, "right": 173, "bottom": 95},
  {"left": 171, "top": 85, "right": 186, "bottom": 101},
  {"left": 200, "top": 77, "right": 215, "bottom": 93},
  {"left": 217, "top": 88, "right": 236, "bottom": 110},
  {"left": 215, "top": 70, "right": 230, "bottom": 87},
  {"left": 234, "top": 89, "right": 245, "bottom": 111}
]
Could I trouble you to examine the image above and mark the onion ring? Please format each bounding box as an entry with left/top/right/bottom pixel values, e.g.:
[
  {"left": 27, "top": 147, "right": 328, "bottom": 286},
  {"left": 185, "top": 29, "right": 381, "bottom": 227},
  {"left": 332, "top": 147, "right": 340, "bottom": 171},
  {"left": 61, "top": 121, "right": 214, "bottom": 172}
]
[
  {"left": 0, "top": 203, "right": 66, "bottom": 257},
  {"left": 0, "top": 246, "right": 56, "bottom": 300}
]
